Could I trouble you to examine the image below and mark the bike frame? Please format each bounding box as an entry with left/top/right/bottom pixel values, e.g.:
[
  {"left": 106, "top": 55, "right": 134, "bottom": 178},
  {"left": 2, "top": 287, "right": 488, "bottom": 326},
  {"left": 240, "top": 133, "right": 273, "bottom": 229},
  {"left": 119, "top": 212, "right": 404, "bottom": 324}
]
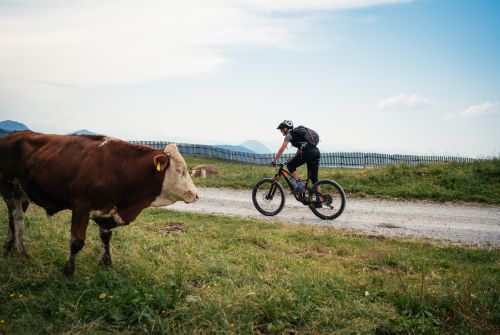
[{"left": 272, "top": 163, "right": 317, "bottom": 205}]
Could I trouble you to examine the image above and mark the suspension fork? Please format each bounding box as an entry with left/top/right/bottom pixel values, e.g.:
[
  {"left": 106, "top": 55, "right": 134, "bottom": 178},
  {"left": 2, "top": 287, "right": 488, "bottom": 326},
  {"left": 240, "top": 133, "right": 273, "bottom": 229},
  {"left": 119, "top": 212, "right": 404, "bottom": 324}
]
[{"left": 268, "top": 166, "right": 284, "bottom": 199}]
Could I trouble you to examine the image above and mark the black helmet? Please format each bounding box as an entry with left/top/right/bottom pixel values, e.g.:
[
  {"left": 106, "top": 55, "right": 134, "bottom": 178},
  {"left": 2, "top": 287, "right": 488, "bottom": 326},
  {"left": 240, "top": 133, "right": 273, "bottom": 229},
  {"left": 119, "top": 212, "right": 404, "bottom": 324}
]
[{"left": 277, "top": 120, "right": 294, "bottom": 130}]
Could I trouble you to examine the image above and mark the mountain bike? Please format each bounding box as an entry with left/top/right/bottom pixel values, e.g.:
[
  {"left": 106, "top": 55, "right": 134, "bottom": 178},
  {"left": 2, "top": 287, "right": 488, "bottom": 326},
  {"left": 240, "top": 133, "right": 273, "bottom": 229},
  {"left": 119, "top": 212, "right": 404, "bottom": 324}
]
[{"left": 252, "top": 163, "right": 346, "bottom": 220}]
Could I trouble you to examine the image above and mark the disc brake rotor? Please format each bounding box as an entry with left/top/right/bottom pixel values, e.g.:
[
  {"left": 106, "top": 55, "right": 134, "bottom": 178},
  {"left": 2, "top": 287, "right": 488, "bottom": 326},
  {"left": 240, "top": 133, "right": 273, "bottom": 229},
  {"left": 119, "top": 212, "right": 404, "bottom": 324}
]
[{"left": 263, "top": 193, "right": 273, "bottom": 202}]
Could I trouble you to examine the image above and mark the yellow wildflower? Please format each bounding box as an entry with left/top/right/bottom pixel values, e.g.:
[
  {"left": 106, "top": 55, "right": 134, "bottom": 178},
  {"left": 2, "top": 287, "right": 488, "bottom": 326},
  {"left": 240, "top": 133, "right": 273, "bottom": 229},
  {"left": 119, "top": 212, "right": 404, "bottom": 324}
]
[{"left": 99, "top": 293, "right": 107, "bottom": 300}]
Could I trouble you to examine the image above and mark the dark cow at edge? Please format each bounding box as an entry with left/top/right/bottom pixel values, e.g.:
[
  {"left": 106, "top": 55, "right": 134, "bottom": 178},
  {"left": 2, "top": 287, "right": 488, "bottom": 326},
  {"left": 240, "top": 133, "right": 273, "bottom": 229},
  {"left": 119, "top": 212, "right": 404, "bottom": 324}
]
[{"left": 0, "top": 131, "right": 199, "bottom": 276}]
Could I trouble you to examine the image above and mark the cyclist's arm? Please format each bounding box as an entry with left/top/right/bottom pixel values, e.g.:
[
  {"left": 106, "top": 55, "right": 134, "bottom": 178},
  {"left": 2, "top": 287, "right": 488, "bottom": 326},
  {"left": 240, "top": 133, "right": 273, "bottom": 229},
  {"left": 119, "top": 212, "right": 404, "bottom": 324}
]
[{"left": 272, "top": 141, "right": 289, "bottom": 164}]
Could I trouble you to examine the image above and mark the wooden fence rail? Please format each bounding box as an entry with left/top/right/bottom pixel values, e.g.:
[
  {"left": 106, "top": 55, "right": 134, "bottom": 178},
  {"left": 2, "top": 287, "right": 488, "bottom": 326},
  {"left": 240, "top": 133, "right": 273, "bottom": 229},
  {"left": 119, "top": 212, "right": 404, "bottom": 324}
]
[{"left": 129, "top": 141, "right": 477, "bottom": 168}]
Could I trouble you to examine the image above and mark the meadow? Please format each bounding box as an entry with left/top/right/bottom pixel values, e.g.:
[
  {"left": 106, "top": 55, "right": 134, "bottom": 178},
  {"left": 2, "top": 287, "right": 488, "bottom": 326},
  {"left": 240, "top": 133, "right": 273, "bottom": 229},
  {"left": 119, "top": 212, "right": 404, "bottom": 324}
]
[
  {"left": 0, "top": 204, "right": 498, "bottom": 334},
  {"left": 1, "top": 158, "right": 499, "bottom": 334}
]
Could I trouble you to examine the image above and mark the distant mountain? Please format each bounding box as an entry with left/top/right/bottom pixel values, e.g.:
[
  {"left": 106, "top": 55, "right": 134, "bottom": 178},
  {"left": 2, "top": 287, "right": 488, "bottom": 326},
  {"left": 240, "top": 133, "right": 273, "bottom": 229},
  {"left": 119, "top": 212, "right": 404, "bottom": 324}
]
[
  {"left": 0, "top": 128, "right": 11, "bottom": 137},
  {"left": 214, "top": 144, "right": 256, "bottom": 154},
  {"left": 0, "top": 120, "right": 30, "bottom": 132},
  {"left": 70, "top": 129, "right": 100, "bottom": 135},
  {"left": 240, "top": 140, "right": 272, "bottom": 154}
]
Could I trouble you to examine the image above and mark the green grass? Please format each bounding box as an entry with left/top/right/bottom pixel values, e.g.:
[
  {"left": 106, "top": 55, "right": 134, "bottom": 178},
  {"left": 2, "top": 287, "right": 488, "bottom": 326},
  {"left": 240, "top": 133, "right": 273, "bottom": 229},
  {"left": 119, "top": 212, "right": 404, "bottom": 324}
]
[
  {"left": 1, "top": 203, "right": 498, "bottom": 334},
  {"left": 186, "top": 156, "right": 500, "bottom": 204}
]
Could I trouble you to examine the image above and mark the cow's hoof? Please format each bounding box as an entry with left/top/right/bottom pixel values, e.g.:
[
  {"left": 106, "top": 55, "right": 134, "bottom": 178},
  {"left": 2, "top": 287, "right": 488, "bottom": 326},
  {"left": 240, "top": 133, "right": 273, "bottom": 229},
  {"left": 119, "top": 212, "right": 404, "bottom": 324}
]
[
  {"left": 99, "top": 254, "right": 113, "bottom": 268},
  {"left": 18, "top": 252, "right": 29, "bottom": 264},
  {"left": 63, "top": 261, "right": 75, "bottom": 277},
  {"left": 3, "top": 241, "right": 14, "bottom": 258},
  {"left": 3, "top": 247, "right": 12, "bottom": 258}
]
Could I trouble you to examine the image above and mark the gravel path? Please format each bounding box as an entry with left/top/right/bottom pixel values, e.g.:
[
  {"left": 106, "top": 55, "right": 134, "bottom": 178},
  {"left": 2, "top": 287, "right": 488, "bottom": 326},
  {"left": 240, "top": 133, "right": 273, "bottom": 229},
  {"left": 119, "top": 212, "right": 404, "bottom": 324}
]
[{"left": 169, "top": 187, "right": 500, "bottom": 247}]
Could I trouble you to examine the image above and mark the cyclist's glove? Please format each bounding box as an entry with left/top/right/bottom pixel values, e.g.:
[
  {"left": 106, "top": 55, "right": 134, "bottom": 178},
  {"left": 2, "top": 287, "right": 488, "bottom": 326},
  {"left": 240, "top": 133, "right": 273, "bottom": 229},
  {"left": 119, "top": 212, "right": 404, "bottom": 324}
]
[{"left": 270, "top": 161, "right": 277, "bottom": 167}]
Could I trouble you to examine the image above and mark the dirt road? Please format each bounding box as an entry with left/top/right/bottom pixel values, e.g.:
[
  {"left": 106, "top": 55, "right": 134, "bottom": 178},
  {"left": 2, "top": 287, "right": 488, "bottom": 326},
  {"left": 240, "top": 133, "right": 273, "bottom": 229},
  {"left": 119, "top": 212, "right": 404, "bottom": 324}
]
[{"left": 169, "top": 187, "right": 500, "bottom": 247}]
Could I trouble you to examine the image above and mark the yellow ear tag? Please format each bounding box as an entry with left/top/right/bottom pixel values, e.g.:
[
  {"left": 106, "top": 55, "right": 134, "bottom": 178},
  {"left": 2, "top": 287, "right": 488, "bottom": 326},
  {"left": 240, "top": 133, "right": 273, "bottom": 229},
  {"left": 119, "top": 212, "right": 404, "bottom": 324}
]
[{"left": 156, "top": 162, "right": 161, "bottom": 172}]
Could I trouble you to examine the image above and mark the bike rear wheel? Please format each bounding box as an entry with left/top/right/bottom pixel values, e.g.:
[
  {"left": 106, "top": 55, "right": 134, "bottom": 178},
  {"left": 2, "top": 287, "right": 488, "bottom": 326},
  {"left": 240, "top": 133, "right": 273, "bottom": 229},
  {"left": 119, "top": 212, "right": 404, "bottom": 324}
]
[
  {"left": 252, "top": 178, "right": 286, "bottom": 216},
  {"left": 308, "top": 180, "right": 346, "bottom": 220}
]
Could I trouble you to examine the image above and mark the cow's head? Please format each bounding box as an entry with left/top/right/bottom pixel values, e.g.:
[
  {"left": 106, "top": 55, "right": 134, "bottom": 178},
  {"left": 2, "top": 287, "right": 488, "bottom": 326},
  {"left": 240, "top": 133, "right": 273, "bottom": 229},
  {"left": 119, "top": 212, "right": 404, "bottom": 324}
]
[{"left": 151, "top": 144, "right": 199, "bottom": 207}]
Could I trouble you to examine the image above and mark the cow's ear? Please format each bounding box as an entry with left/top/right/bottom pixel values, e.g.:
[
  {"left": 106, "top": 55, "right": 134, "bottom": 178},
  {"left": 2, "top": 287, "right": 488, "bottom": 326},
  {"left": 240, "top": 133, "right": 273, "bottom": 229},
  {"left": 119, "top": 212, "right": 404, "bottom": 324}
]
[{"left": 153, "top": 155, "right": 170, "bottom": 172}]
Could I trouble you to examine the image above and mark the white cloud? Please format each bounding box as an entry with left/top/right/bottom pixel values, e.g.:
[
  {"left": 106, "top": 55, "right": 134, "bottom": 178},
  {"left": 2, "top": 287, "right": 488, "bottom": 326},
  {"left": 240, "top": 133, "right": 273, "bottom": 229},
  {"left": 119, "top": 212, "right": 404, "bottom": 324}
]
[
  {"left": 0, "top": 0, "right": 411, "bottom": 87},
  {"left": 233, "top": 0, "right": 412, "bottom": 12},
  {"left": 445, "top": 101, "right": 500, "bottom": 120},
  {"left": 376, "top": 93, "right": 433, "bottom": 111}
]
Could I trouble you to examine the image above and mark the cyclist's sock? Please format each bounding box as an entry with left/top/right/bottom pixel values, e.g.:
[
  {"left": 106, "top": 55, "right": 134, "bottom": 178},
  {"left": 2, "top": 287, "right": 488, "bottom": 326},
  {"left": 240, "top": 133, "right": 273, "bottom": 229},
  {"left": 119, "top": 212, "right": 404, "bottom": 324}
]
[{"left": 296, "top": 179, "right": 304, "bottom": 189}]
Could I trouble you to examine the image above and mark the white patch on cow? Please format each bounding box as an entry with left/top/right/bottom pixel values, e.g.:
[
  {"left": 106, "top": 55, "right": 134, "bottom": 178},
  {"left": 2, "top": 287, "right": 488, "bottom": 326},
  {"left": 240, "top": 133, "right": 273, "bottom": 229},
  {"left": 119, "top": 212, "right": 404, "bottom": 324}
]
[
  {"left": 90, "top": 207, "right": 126, "bottom": 226},
  {"left": 98, "top": 136, "right": 119, "bottom": 147},
  {"left": 151, "top": 144, "right": 199, "bottom": 207}
]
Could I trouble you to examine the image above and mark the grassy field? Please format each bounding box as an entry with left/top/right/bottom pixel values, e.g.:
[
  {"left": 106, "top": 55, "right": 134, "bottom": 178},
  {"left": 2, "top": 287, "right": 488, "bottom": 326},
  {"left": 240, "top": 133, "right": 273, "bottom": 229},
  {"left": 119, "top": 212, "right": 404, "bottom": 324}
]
[
  {"left": 186, "top": 156, "right": 500, "bottom": 204},
  {"left": 0, "top": 203, "right": 498, "bottom": 334}
]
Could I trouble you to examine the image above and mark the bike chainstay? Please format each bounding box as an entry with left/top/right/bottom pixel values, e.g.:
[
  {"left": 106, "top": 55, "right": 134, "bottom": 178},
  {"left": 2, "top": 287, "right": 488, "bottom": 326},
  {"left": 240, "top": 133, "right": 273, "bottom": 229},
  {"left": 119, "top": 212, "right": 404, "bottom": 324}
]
[{"left": 294, "top": 187, "right": 313, "bottom": 206}]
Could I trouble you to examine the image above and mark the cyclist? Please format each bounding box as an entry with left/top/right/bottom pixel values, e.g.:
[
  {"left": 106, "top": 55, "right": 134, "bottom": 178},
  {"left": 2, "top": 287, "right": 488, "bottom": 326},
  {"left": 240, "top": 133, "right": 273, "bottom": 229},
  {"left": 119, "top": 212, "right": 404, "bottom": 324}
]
[{"left": 271, "top": 120, "right": 322, "bottom": 207}]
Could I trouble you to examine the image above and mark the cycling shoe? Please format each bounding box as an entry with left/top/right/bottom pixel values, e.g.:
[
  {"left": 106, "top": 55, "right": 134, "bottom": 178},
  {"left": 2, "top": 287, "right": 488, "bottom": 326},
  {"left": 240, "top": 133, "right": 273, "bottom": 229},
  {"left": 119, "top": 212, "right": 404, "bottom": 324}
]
[
  {"left": 292, "top": 186, "right": 305, "bottom": 195},
  {"left": 312, "top": 201, "right": 323, "bottom": 209}
]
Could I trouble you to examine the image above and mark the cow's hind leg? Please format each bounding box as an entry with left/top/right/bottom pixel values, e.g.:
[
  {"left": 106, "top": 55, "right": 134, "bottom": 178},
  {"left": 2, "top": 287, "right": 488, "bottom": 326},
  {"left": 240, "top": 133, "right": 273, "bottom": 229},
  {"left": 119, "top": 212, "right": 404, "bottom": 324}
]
[
  {"left": 3, "top": 195, "right": 30, "bottom": 262},
  {"left": 63, "top": 209, "right": 89, "bottom": 277},
  {"left": 1, "top": 178, "right": 30, "bottom": 261},
  {"left": 3, "top": 206, "right": 15, "bottom": 258},
  {"left": 99, "top": 228, "right": 113, "bottom": 268}
]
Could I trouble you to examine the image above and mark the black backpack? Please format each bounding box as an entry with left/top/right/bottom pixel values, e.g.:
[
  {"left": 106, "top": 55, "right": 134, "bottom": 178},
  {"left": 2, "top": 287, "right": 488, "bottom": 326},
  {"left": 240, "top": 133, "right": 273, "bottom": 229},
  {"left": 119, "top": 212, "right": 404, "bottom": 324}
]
[{"left": 291, "top": 125, "right": 320, "bottom": 146}]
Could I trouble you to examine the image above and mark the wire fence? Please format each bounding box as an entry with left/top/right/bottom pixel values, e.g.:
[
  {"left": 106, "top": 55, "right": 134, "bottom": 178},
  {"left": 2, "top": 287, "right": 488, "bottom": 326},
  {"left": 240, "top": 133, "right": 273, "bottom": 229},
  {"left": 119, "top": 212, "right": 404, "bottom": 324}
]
[{"left": 129, "top": 141, "right": 477, "bottom": 168}]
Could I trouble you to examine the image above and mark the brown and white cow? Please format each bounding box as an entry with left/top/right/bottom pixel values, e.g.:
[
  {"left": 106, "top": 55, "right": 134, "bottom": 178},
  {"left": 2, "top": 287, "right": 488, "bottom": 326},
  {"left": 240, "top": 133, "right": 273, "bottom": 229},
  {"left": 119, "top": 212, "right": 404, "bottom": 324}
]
[{"left": 0, "top": 131, "right": 198, "bottom": 276}]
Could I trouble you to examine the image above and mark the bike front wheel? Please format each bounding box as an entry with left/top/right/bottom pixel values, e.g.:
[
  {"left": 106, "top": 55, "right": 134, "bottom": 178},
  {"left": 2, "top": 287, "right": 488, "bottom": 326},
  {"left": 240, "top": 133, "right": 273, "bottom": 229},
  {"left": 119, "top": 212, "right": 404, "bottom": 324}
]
[
  {"left": 308, "top": 179, "right": 346, "bottom": 220},
  {"left": 252, "top": 178, "right": 286, "bottom": 216}
]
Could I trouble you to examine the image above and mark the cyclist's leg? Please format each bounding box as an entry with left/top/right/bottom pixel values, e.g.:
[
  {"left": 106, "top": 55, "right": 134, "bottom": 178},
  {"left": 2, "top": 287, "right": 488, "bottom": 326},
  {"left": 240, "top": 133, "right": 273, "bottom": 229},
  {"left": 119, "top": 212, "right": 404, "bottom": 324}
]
[
  {"left": 286, "top": 154, "right": 306, "bottom": 192},
  {"left": 307, "top": 158, "right": 320, "bottom": 185},
  {"left": 304, "top": 147, "right": 320, "bottom": 183},
  {"left": 305, "top": 148, "right": 321, "bottom": 203},
  {"left": 286, "top": 154, "right": 305, "bottom": 180}
]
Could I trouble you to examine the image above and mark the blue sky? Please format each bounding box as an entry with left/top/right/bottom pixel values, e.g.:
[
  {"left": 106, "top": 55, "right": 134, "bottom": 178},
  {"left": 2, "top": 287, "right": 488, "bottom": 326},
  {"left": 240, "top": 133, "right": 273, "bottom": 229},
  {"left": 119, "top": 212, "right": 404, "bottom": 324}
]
[{"left": 0, "top": 0, "right": 499, "bottom": 157}]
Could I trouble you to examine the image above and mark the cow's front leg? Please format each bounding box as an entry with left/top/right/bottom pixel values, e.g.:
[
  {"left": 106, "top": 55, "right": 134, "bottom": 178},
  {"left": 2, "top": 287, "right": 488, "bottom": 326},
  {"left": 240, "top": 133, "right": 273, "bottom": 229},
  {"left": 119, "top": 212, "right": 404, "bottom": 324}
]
[
  {"left": 63, "top": 209, "right": 89, "bottom": 277},
  {"left": 99, "top": 227, "right": 113, "bottom": 268},
  {"left": 91, "top": 209, "right": 129, "bottom": 269}
]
